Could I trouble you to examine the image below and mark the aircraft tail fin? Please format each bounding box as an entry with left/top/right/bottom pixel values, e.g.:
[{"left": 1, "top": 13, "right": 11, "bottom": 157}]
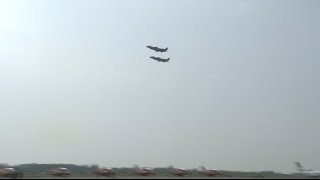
[{"left": 295, "top": 162, "right": 307, "bottom": 172}]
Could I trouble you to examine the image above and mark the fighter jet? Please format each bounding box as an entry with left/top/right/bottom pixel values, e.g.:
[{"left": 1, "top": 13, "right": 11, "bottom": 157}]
[
  {"left": 92, "top": 167, "right": 115, "bottom": 177},
  {"left": 146, "top": 46, "right": 168, "bottom": 53},
  {"left": 48, "top": 167, "right": 72, "bottom": 177},
  {"left": 132, "top": 165, "right": 156, "bottom": 176},
  {"left": 150, "top": 56, "right": 170, "bottom": 62},
  {"left": 0, "top": 167, "right": 24, "bottom": 179},
  {"left": 198, "top": 166, "right": 224, "bottom": 177},
  {"left": 168, "top": 166, "right": 191, "bottom": 176}
]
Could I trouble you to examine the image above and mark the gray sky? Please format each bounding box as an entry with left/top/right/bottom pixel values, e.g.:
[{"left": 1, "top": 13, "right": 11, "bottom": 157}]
[{"left": 0, "top": 0, "right": 320, "bottom": 173}]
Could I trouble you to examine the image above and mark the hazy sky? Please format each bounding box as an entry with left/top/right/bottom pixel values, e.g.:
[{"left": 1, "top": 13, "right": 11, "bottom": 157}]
[{"left": 0, "top": 0, "right": 320, "bottom": 173}]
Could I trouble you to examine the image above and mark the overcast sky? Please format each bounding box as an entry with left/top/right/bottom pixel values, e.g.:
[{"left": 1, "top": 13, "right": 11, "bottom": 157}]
[{"left": 0, "top": 0, "right": 319, "bottom": 173}]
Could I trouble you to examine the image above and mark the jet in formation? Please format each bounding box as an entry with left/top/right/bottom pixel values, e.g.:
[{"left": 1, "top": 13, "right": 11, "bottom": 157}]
[
  {"left": 133, "top": 165, "right": 156, "bottom": 176},
  {"left": 146, "top": 46, "right": 168, "bottom": 53},
  {"left": 198, "top": 166, "right": 224, "bottom": 177},
  {"left": 147, "top": 45, "right": 170, "bottom": 63},
  {"left": 48, "top": 167, "right": 72, "bottom": 177},
  {"left": 0, "top": 167, "right": 24, "bottom": 179},
  {"left": 168, "top": 166, "right": 191, "bottom": 176},
  {"left": 92, "top": 167, "right": 115, "bottom": 177},
  {"left": 150, "top": 56, "right": 170, "bottom": 62}
]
